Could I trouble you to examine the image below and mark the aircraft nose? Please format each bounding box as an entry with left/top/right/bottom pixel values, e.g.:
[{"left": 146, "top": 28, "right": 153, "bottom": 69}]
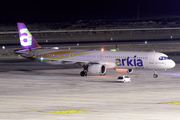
[{"left": 170, "top": 60, "right": 176, "bottom": 68}]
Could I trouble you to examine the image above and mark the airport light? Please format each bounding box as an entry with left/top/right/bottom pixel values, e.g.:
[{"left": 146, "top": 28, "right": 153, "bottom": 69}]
[
  {"left": 51, "top": 47, "right": 59, "bottom": 49},
  {"left": 110, "top": 49, "right": 116, "bottom": 51},
  {"left": 40, "top": 56, "right": 44, "bottom": 61},
  {"left": 101, "top": 48, "right": 104, "bottom": 52}
]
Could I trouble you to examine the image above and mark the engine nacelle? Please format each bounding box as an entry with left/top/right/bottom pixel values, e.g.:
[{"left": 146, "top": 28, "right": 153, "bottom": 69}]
[
  {"left": 88, "top": 64, "right": 106, "bottom": 75},
  {"left": 104, "top": 62, "right": 116, "bottom": 69},
  {"left": 115, "top": 69, "right": 133, "bottom": 73}
]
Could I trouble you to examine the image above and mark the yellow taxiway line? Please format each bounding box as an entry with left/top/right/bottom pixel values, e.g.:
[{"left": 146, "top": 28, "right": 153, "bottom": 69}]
[
  {"left": 42, "top": 110, "right": 93, "bottom": 114},
  {"left": 161, "top": 102, "right": 180, "bottom": 105}
]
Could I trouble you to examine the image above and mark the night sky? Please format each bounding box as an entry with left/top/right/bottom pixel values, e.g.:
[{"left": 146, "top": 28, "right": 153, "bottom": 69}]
[{"left": 0, "top": 0, "right": 180, "bottom": 22}]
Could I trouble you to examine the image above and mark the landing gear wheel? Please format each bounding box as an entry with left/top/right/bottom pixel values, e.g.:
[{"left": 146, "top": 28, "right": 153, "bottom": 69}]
[
  {"left": 80, "top": 71, "right": 85, "bottom": 76},
  {"left": 153, "top": 74, "right": 158, "bottom": 78},
  {"left": 80, "top": 71, "right": 87, "bottom": 77},
  {"left": 153, "top": 70, "right": 158, "bottom": 78},
  {"left": 81, "top": 64, "right": 89, "bottom": 77},
  {"left": 84, "top": 72, "right": 87, "bottom": 76}
]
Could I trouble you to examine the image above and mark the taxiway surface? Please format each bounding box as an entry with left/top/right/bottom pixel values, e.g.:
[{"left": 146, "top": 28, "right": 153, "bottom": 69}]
[{"left": 0, "top": 56, "right": 180, "bottom": 120}]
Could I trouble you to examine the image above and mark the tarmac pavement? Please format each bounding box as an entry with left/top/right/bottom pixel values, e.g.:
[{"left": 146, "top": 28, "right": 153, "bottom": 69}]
[{"left": 0, "top": 57, "right": 180, "bottom": 120}]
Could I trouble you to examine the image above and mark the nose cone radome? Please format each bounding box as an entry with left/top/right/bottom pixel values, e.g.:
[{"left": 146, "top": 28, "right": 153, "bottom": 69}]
[{"left": 170, "top": 60, "right": 176, "bottom": 68}]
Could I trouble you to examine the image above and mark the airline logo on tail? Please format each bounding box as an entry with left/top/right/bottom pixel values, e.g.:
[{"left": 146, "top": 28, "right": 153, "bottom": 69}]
[
  {"left": 19, "top": 28, "right": 32, "bottom": 46},
  {"left": 17, "top": 23, "right": 41, "bottom": 49}
]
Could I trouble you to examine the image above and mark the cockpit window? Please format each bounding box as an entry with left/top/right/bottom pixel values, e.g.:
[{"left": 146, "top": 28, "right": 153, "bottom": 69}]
[{"left": 159, "top": 56, "right": 170, "bottom": 60}]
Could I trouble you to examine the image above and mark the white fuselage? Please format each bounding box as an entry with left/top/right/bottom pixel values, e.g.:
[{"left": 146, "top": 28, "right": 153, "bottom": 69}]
[{"left": 35, "top": 49, "right": 175, "bottom": 70}]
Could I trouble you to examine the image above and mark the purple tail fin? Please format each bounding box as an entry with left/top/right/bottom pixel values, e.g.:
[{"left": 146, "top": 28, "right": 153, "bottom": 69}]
[{"left": 17, "top": 23, "right": 41, "bottom": 49}]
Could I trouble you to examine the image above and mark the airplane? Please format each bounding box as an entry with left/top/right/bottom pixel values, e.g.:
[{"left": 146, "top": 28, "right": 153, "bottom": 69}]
[{"left": 14, "top": 22, "right": 176, "bottom": 78}]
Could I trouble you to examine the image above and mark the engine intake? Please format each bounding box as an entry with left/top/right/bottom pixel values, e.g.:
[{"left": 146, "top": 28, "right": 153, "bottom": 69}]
[{"left": 88, "top": 64, "right": 106, "bottom": 75}]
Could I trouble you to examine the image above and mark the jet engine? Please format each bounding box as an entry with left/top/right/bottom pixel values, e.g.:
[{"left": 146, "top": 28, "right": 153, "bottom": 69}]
[
  {"left": 88, "top": 64, "right": 106, "bottom": 75},
  {"left": 115, "top": 69, "right": 133, "bottom": 73}
]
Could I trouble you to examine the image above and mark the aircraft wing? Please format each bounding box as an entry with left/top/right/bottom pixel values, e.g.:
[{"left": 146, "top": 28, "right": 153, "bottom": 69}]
[{"left": 45, "top": 59, "right": 100, "bottom": 66}]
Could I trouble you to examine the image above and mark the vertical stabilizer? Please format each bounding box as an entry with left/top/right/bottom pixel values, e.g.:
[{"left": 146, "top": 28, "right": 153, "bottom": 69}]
[{"left": 17, "top": 23, "right": 41, "bottom": 49}]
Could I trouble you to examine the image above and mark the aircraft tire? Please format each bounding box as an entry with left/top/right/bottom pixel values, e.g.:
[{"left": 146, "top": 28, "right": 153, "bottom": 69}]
[
  {"left": 80, "top": 71, "right": 85, "bottom": 76},
  {"left": 153, "top": 74, "right": 158, "bottom": 78}
]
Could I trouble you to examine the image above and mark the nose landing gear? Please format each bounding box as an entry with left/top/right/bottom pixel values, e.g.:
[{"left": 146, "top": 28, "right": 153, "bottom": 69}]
[
  {"left": 153, "top": 74, "right": 158, "bottom": 78},
  {"left": 153, "top": 70, "right": 158, "bottom": 78}
]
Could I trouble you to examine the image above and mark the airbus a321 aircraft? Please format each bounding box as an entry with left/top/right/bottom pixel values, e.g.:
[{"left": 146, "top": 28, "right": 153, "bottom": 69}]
[{"left": 14, "top": 23, "right": 176, "bottom": 78}]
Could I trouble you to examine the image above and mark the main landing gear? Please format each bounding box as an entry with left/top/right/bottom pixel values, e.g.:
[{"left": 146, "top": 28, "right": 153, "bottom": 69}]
[
  {"left": 80, "top": 65, "right": 88, "bottom": 77},
  {"left": 80, "top": 70, "right": 87, "bottom": 76},
  {"left": 153, "top": 70, "right": 158, "bottom": 78}
]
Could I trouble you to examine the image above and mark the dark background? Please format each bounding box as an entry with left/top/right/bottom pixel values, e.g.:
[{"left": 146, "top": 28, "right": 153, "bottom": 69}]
[{"left": 0, "top": 0, "right": 180, "bottom": 22}]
